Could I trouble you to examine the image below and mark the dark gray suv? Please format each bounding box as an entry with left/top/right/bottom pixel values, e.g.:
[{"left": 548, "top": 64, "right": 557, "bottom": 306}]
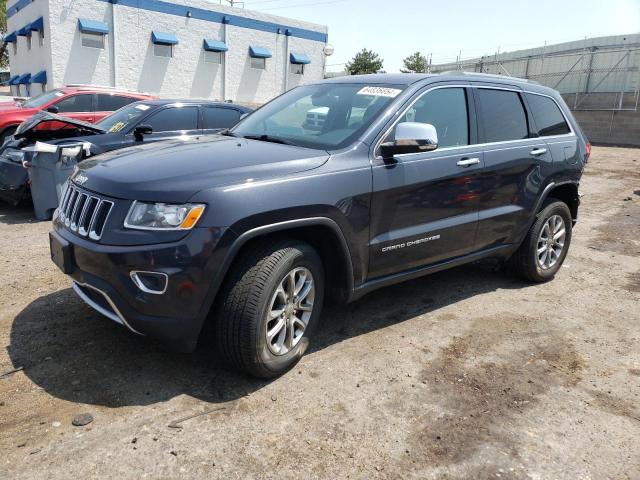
[{"left": 49, "top": 73, "right": 590, "bottom": 378}]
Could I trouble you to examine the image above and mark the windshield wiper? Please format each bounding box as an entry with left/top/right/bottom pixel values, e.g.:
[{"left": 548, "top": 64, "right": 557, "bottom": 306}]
[
  {"left": 242, "top": 134, "right": 298, "bottom": 146},
  {"left": 220, "top": 129, "right": 239, "bottom": 137}
]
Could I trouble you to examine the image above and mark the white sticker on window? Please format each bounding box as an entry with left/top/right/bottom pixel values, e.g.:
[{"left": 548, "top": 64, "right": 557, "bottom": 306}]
[
  {"left": 54, "top": 91, "right": 64, "bottom": 97},
  {"left": 357, "top": 86, "right": 402, "bottom": 98},
  {"left": 135, "top": 104, "right": 150, "bottom": 111}
]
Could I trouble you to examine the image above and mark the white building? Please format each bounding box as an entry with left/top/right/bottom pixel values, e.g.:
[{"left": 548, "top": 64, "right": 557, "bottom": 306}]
[{"left": 5, "top": 0, "right": 329, "bottom": 105}]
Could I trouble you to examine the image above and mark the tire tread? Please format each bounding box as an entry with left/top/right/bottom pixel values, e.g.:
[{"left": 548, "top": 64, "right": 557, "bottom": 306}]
[
  {"left": 215, "top": 238, "right": 312, "bottom": 377},
  {"left": 509, "top": 198, "right": 572, "bottom": 282}
]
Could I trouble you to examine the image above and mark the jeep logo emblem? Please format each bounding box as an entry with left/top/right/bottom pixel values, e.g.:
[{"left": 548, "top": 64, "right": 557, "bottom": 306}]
[{"left": 75, "top": 174, "right": 88, "bottom": 185}]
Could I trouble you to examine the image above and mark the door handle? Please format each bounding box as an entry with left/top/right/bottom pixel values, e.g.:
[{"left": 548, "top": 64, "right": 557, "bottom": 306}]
[
  {"left": 456, "top": 157, "right": 480, "bottom": 167},
  {"left": 530, "top": 148, "right": 548, "bottom": 156}
]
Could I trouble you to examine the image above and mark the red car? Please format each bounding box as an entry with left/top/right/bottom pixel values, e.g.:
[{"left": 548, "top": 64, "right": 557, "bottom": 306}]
[{"left": 0, "top": 85, "right": 154, "bottom": 143}]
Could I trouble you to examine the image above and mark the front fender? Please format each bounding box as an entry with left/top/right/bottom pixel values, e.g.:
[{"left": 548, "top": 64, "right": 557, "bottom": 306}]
[{"left": 194, "top": 216, "right": 356, "bottom": 332}]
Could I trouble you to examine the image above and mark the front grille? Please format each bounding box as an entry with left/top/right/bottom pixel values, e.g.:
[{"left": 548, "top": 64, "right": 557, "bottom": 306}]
[{"left": 58, "top": 183, "right": 113, "bottom": 240}]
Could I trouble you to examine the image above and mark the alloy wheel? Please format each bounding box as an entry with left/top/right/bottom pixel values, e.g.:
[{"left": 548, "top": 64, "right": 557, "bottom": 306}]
[
  {"left": 265, "top": 267, "right": 315, "bottom": 355},
  {"left": 536, "top": 214, "right": 566, "bottom": 270}
]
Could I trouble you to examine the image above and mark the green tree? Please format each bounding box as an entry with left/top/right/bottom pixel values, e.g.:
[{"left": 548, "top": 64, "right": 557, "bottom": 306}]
[
  {"left": 400, "top": 51, "right": 428, "bottom": 73},
  {"left": 345, "top": 49, "right": 383, "bottom": 75},
  {"left": 0, "top": 0, "right": 7, "bottom": 69}
]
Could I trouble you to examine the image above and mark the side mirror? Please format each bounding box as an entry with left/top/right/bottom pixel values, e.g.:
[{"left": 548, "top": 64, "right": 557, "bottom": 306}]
[
  {"left": 133, "top": 124, "right": 153, "bottom": 141},
  {"left": 379, "top": 122, "right": 438, "bottom": 158},
  {"left": 239, "top": 113, "right": 249, "bottom": 120},
  {"left": 46, "top": 105, "right": 59, "bottom": 114}
]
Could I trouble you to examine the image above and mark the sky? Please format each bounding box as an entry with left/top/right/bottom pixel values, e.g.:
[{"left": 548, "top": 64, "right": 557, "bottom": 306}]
[{"left": 230, "top": 0, "right": 640, "bottom": 72}]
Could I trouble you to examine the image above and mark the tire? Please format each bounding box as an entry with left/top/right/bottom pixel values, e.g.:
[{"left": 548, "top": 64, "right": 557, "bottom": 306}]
[
  {"left": 509, "top": 199, "right": 572, "bottom": 282},
  {"left": 214, "top": 238, "right": 325, "bottom": 378},
  {"left": 0, "top": 126, "right": 17, "bottom": 145}
]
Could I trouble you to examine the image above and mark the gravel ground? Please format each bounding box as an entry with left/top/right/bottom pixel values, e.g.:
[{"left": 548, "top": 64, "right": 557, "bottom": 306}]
[{"left": 0, "top": 146, "right": 638, "bottom": 479}]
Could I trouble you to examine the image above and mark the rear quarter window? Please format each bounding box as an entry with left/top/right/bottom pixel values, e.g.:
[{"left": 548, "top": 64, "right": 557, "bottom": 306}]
[{"left": 526, "top": 93, "right": 571, "bottom": 137}]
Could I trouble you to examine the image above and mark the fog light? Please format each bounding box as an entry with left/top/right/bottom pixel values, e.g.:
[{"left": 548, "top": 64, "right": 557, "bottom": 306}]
[{"left": 130, "top": 271, "right": 168, "bottom": 294}]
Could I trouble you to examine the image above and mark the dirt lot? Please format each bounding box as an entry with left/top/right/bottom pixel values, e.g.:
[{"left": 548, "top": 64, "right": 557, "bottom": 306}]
[{"left": 0, "top": 146, "right": 638, "bottom": 479}]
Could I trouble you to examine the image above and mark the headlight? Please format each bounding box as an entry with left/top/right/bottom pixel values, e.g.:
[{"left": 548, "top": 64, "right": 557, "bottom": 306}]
[{"left": 124, "top": 201, "right": 206, "bottom": 230}]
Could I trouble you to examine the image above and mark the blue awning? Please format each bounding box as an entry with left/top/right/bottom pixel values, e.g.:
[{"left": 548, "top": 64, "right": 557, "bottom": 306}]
[
  {"left": 5, "top": 75, "right": 19, "bottom": 86},
  {"left": 17, "top": 27, "right": 29, "bottom": 36},
  {"left": 4, "top": 32, "right": 17, "bottom": 43},
  {"left": 290, "top": 52, "right": 311, "bottom": 64},
  {"left": 17, "top": 73, "right": 31, "bottom": 84},
  {"left": 29, "top": 17, "right": 44, "bottom": 32},
  {"left": 249, "top": 46, "right": 272, "bottom": 58},
  {"left": 203, "top": 39, "right": 228, "bottom": 52},
  {"left": 152, "top": 31, "right": 178, "bottom": 45},
  {"left": 78, "top": 18, "right": 109, "bottom": 35},
  {"left": 30, "top": 70, "right": 47, "bottom": 84}
]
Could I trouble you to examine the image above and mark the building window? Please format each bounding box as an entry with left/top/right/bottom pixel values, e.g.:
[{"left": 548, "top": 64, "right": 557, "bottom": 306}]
[
  {"left": 204, "top": 50, "right": 222, "bottom": 64},
  {"left": 154, "top": 43, "right": 173, "bottom": 58},
  {"left": 26, "top": 35, "right": 32, "bottom": 50},
  {"left": 81, "top": 31, "right": 104, "bottom": 49},
  {"left": 12, "top": 42, "right": 17, "bottom": 55},
  {"left": 290, "top": 63, "right": 304, "bottom": 75},
  {"left": 38, "top": 31, "right": 44, "bottom": 47},
  {"left": 250, "top": 57, "right": 266, "bottom": 70}
]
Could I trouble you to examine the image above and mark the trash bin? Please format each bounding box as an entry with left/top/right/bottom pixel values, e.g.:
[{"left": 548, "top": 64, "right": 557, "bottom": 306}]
[{"left": 28, "top": 142, "right": 89, "bottom": 220}]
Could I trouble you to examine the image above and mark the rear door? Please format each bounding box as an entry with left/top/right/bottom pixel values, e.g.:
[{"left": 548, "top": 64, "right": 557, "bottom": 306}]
[
  {"left": 125, "top": 105, "right": 201, "bottom": 143},
  {"left": 523, "top": 92, "right": 579, "bottom": 167},
  {"left": 472, "top": 86, "right": 554, "bottom": 251},
  {"left": 201, "top": 106, "right": 244, "bottom": 133},
  {"left": 368, "top": 84, "right": 484, "bottom": 279},
  {"left": 51, "top": 93, "right": 96, "bottom": 123},
  {"left": 94, "top": 94, "right": 139, "bottom": 122}
]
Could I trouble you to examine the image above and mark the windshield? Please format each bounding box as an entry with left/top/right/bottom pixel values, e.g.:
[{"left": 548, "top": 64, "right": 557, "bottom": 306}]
[
  {"left": 96, "top": 102, "right": 152, "bottom": 133},
  {"left": 21, "top": 89, "right": 66, "bottom": 108},
  {"left": 231, "top": 83, "right": 406, "bottom": 150}
]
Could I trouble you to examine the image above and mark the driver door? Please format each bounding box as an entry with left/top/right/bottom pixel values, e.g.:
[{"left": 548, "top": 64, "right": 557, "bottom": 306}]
[
  {"left": 125, "top": 106, "right": 201, "bottom": 144},
  {"left": 50, "top": 93, "right": 96, "bottom": 123},
  {"left": 368, "top": 85, "right": 483, "bottom": 279}
]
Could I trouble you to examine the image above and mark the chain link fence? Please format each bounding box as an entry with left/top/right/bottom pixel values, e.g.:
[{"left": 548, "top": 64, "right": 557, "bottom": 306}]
[{"left": 431, "top": 46, "right": 640, "bottom": 112}]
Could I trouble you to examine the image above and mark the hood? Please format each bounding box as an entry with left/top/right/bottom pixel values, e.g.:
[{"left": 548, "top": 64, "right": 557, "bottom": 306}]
[
  {"left": 14, "top": 111, "right": 106, "bottom": 139},
  {"left": 0, "top": 101, "right": 27, "bottom": 112},
  {"left": 74, "top": 135, "right": 329, "bottom": 202}
]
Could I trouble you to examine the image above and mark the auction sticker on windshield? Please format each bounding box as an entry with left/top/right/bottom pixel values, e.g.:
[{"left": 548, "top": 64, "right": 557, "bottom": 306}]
[{"left": 357, "top": 86, "right": 402, "bottom": 98}]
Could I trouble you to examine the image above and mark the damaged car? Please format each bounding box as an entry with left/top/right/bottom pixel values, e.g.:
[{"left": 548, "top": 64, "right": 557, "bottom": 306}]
[{"left": 0, "top": 100, "right": 252, "bottom": 205}]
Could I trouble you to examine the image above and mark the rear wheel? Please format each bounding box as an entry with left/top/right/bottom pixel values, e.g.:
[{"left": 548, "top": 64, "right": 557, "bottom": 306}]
[
  {"left": 509, "top": 200, "right": 572, "bottom": 282},
  {"left": 214, "top": 239, "right": 324, "bottom": 378}
]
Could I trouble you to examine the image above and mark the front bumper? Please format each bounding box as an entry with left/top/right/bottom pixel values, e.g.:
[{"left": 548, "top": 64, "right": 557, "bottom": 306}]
[{"left": 51, "top": 223, "right": 233, "bottom": 352}]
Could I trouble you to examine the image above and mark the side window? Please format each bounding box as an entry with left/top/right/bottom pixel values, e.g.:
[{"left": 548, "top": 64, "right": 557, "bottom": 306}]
[
  {"left": 388, "top": 87, "right": 469, "bottom": 148},
  {"left": 526, "top": 94, "right": 570, "bottom": 137},
  {"left": 53, "top": 94, "right": 94, "bottom": 113},
  {"left": 203, "top": 107, "right": 242, "bottom": 129},
  {"left": 145, "top": 106, "right": 199, "bottom": 132},
  {"left": 97, "top": 94, "right": 137, "bottom": 112},
  {"left": 477, "top": 89, "right": 528, "bottom": 143}
]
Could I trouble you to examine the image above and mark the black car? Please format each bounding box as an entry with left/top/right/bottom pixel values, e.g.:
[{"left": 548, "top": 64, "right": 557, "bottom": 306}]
[
  {"left": 50, "top": 73, "right": 589, "bottom": 378},
  {"left": 0, "top": 100, "right": 252, "bottom": 204}
]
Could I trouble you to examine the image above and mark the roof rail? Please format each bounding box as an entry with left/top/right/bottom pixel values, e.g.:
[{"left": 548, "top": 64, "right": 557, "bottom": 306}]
[
  {"left": 437, "top": 71, "right": 540, "bottom": 85},
  {"left": 64, "top": 84, "right": 151, "bottom": 94}
]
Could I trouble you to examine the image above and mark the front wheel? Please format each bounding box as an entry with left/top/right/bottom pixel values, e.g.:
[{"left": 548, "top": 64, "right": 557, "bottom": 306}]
[
  {"left": 509, "top": 200, "right": 572, "bottom": 282},
  {"left": 214, "top": 239, "right": 324, "bottom": 378}
]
